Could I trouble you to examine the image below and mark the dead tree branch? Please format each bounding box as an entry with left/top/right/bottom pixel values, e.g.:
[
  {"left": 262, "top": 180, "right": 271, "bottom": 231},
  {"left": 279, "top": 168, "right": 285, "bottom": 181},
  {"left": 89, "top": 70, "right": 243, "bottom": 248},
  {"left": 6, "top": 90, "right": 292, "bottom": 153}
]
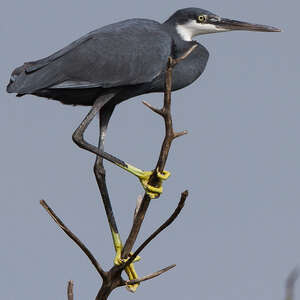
[
  {"left": 123, "top": 264, "right": 176, "bottom": 286},
  {"left": 124, "top": 190, "right": 188, "bottom": 268},
  {"left": 121, "top": 45, "right": 197, "bottom": 259},
  {"left": 67, "top": 281, "right": 74, "bottom": 300},
  {"left": 40, "top": 200, "right": 106, "bottom": 279}
]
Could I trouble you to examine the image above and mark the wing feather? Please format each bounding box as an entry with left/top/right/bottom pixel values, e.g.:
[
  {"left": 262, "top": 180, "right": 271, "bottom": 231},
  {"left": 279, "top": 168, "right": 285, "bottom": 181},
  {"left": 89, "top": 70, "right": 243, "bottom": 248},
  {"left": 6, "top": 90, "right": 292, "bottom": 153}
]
[
  {"left": 24, "top": 36, "right": 93, "bottom": 73},
  {"left": 9, "top": 19, "right": 172, "bottom": 94}
]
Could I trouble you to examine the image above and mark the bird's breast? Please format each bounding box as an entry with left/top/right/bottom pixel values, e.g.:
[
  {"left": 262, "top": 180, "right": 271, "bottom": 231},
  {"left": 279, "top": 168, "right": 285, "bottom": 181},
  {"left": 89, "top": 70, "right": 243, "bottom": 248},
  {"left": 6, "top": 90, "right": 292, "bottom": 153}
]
[
  {"left": 148, "top": 42, "right": 209, "bottom": 92},
  {"left": 171, "top": 42, "right": 209, "bottom": 90}
]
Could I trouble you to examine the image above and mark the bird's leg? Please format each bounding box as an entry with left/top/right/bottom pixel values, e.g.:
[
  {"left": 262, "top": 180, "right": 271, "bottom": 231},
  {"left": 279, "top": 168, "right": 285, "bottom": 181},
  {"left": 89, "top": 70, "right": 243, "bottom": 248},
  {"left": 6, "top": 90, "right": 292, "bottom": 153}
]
[
  {"left": 94, "top": 104, "right": 140, "bottom": 292},
  {"left": 72, "top": 94, "right": 127, "bottom": 167},
  {"left": 72, "top": 95, "right": 170, "bottom": 199}
]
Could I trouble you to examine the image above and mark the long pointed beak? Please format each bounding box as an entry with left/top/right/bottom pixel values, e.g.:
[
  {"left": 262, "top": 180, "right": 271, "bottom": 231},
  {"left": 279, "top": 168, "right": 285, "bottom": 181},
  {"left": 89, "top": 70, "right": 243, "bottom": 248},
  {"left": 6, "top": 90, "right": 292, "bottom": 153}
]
[{"left": 216, "top": 17, "right": 281, "bottom": 32}]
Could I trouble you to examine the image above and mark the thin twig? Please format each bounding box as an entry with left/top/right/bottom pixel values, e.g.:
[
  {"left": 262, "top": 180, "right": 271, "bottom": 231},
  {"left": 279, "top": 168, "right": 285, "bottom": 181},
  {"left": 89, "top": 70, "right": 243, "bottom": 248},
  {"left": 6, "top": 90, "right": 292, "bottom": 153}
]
[
  {"left": 174, "top": 130, "right": 188, "bottom": 139},
  {"left": 285, "top": 267, "right": 300, "bottom": 300},
  {"left": 121, "top": 45, "right": 196, "bottom": 259},
  {"left": 173, "top": 44, "right": 198, "bottom": 65},
  {"left": 40, "top": 200, "right": 106, "bottom": 279},
  {"left": 67, "top": 281, "right": 74, "bottom": 300},
  {"left": 134, "top": 195, "right": 143, "bottom": 220},
  {"left": 142, "top": 101, "right": 164, "bottom": 116},
  {"left": 123, "top": 191, "right": 188, "bottom": 268},
  {"left": 123, "top": 264, "right": 176, "bottom": 286}
]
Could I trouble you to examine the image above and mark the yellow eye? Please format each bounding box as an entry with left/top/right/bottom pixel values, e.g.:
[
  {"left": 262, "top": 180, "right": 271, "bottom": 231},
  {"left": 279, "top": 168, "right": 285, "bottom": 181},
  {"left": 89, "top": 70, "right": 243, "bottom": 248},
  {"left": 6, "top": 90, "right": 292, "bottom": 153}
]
[{"left": 198, "top": 15, "right": 207, "bottom": 23}]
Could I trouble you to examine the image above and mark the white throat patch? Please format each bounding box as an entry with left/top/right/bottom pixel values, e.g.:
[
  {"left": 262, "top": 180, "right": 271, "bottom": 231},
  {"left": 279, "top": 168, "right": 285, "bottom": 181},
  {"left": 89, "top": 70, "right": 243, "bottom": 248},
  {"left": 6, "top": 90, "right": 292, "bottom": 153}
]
[{"left": 176, "top": 20, "right": 230, "bottom": 41}]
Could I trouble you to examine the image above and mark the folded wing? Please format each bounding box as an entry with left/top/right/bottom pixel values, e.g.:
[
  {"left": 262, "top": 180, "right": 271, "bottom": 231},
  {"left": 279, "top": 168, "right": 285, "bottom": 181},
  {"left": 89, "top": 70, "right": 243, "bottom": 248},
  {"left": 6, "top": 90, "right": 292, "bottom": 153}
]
[{"left": 7, "top": 19, "right": 172, "bottom": 94}]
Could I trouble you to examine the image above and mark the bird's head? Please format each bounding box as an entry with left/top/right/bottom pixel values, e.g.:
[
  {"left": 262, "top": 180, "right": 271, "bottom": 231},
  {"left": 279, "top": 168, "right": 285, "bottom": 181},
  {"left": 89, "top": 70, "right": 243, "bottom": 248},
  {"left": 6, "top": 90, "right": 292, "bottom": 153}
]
[{"left": 165, "top": 8, "right": 281, "bottom": 41}]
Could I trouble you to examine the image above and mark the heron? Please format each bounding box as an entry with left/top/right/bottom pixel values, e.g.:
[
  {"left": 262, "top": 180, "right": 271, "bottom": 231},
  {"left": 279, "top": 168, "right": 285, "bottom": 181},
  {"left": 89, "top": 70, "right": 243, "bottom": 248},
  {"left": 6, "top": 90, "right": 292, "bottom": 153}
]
[{"left": 7, "top": 7, "right": 280, "bottom": 291}]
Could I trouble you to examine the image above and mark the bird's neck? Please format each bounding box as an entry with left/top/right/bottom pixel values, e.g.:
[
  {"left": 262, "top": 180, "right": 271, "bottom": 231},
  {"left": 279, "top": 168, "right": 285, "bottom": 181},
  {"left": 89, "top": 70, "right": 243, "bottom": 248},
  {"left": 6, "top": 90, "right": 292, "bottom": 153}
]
[{"left": 161, "top": 22, "right": 198, "bottom": 58}]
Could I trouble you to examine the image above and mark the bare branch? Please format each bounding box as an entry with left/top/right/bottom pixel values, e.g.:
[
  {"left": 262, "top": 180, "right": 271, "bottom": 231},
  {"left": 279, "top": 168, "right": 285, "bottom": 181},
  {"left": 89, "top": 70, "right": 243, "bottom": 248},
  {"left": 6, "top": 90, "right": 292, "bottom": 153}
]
[
  {"left": 40, "top": 200, "right": 106, "bottom": 279},
  {"left": 123, "top": 264, "right": 176, "bottom": 286},
  {"left": 134, "top": 195, "right": 143, "bottom": 220},
  {"left": 123, "top": 191, "right": 188, "bottom": 268},
  {"left": 172, "top": 44, "right": 198, "bottom": 65},
  {"left": 174, "top": 130, "right": 188, "bottom": 139},
  {"left": 285, "top": 267, "right": 300, "bottom": 300},
  {"left": 122, "top": 46, "right": 195, "bottom": 259},
  {"left": 142, "top": 101, "right": 164, "bottom": 116},
  {"left": 67, "top": 281, "right": 74, "bottom": 300}
]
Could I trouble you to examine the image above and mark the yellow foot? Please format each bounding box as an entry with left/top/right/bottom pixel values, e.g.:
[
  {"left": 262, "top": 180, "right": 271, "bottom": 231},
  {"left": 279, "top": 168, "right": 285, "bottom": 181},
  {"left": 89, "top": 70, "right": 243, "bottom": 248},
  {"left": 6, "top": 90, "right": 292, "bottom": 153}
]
[
  {"left": 126, "top": 165, "right": 170, "bottom": 199},
  {"left": 138, "top": 169, "right": 171, "bottom": 198},
  {"left": 114, "top": 251, "right": 141, "bottom": 293},
  {"left": 113, "top": 251, "right": 141, "bottom": 266},
  {"left": 124, "top": 262, "right": 139, "bottom": 293},
  {"left": 116, "top": 162, "right": 171, "bottom": 199}
]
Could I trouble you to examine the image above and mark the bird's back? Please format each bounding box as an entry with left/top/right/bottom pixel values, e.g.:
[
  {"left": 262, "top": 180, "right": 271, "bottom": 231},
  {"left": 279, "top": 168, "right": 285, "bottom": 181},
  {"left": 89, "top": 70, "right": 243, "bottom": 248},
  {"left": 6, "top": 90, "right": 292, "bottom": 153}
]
[{"left": 7, "top": 19, "right": 172, "bottom": 104}]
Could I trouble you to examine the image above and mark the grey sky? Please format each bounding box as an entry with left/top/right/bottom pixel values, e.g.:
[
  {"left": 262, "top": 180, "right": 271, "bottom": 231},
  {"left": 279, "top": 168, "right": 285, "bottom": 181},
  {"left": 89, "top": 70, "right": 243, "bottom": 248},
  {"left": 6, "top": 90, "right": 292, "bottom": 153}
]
[{"left": 1, "top": 1, "right": 298, "bottom": 299}]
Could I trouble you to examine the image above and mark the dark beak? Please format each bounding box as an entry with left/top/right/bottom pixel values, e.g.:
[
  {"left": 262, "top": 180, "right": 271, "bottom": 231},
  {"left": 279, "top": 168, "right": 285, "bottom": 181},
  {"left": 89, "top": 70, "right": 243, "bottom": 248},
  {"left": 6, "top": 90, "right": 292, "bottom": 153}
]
[{"left": 215, "top": 17, "right": 281, "bottom": 32}]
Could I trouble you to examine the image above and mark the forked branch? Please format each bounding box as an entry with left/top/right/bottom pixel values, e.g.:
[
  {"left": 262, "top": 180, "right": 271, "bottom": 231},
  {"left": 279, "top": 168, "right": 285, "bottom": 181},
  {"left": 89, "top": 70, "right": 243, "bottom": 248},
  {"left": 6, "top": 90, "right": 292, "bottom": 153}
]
[
  {"left": 40, "top": 200, "right": 106, "bottom": 279},
  {"left": 124, "top": 264, "right": 176, "bottom": 286},
  {"left": 121, "top": 45, "right": 197, "bottom": 259},
  {"left": 124, "top": 190, "right": 188, "bottom": 268}
]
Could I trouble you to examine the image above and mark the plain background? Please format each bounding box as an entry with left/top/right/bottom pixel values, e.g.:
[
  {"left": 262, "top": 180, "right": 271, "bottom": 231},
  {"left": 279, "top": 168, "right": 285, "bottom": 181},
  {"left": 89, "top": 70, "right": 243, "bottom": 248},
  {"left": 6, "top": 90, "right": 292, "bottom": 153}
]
[{"left": 1, "top": 1, "right": 299, "bottom": 299}]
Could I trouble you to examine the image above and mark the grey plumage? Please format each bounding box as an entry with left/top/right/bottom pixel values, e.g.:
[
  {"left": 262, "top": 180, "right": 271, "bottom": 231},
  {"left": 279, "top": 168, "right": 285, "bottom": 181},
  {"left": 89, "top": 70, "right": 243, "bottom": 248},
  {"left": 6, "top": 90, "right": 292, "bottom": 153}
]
[
  {"left": 7, "top": 7, "right": 280, "bottom": 108},
  {"left": 5, "top": 6, "right": 280, "bottom": 160},
  {"left": 10, "top": 20, "right": 171, "bottom": 92},
  {"left": 7, "top": 10, "right": 211, "bottom": 106}
]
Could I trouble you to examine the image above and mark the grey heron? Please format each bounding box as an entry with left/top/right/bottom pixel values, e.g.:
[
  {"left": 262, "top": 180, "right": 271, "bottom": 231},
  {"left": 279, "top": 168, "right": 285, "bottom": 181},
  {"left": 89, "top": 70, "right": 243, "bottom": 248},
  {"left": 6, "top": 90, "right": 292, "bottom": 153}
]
[{"left": 6, "top": 7, "right": 280, "bottom": 290}]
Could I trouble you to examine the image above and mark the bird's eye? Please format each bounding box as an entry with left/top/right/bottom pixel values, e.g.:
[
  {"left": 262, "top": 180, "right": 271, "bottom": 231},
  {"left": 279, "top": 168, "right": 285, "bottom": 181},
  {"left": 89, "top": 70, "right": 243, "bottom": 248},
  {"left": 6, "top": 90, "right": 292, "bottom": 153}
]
[{"left": 197, "top": 15, "right": 207, "bottom": 23}]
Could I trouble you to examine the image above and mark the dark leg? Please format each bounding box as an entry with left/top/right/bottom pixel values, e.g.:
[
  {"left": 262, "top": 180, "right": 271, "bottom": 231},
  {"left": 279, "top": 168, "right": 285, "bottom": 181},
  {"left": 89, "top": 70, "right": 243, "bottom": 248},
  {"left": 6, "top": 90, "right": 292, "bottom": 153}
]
[
  {"left": 72, "top": 93, "right": 169, "bottom": 200},
  {"left": 72, "top": 93, "right": 127, "bottom": 167},
  {"left": 93, "top": 103, "right": 120, "bottom": 241},
  {"left": 94, "top": 103, "right": 140, "bottom": 292}
]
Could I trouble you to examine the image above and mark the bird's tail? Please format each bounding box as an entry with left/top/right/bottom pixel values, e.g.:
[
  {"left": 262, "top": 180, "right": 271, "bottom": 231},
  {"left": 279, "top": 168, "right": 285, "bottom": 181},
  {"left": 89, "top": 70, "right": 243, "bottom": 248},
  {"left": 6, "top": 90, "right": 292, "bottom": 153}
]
[{"left": 6, "top": 64, "right": 26, "bottom": 95}]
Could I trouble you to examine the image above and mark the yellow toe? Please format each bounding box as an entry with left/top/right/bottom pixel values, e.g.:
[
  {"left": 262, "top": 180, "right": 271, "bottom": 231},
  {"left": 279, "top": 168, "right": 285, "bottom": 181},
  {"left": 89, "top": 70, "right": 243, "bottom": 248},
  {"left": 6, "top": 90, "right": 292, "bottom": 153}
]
[
  {"left": 125, "top": 263, "right": 140, "bottom": 292},
  {"left": 157, "top": 170, "right": 171, "bottom": 180},
  {"left": 116, "top": 162, "right": 170, "bottom": 199}
]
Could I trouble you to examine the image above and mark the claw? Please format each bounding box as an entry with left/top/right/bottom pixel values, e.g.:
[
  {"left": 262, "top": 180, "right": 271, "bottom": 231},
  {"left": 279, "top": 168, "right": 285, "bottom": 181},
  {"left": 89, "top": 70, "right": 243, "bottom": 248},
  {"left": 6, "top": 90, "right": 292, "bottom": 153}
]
[
  {"left": 114, "top": 250, "right": 141, "bottom": 292},
  {"left": 139, "top": 169, "right": 171, "bottom": 198},
  {"left": 114, "top": 251, "right": 141, "bottom": 266},
  {"left": 116, "top": 162, "right": 170, "bottom": 198},
  {"left": 115, "top": 163, "right": 171, "bottom": 199},
  {"left": 112, "top": 232, "right": 140, "bottom": 292},
  {"left": 157, "top": 170, "right": 171, "bottom": 180},
  {"left": 126, "top": 165, "right": 170, "bottom": 198},
  {"left": 124, "top": 263, "right": 139, "bottom": 292}
]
